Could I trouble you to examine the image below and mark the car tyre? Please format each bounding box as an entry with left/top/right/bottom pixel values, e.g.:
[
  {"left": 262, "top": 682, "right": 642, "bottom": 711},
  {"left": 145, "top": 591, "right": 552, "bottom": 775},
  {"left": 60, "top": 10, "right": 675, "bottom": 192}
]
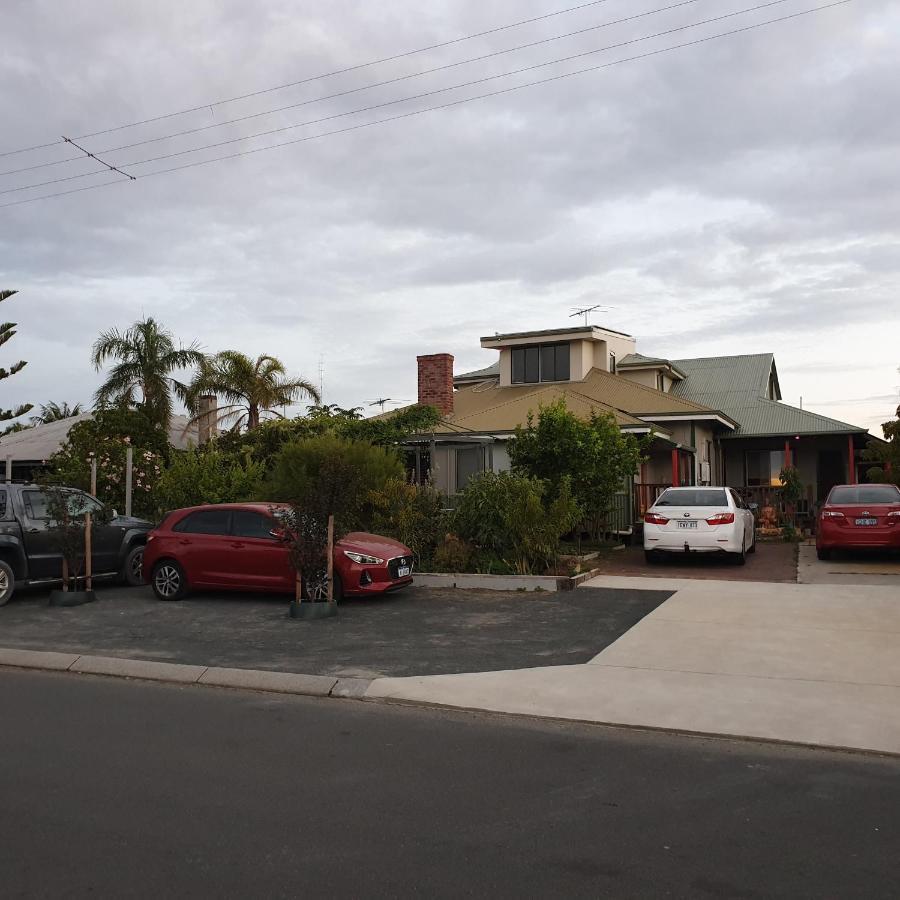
[
  {"left": 748, "top": 533, "right": 757, "bottom": 554},
  {"left": 0, "top": 559, "right": 15, "bottom": 606},
  {"left": 816, "top": 547, "right": 831, "bottom": 561},
  {"left": 332, "top": 571, "right": 344, "bottom": 602},
  {"left": 122, "top": 544, "right": 146, "bottom": 587},
  {"left": 151, "top": 560, "right": 188, "bottom": 601},
  {"left": 732, "top": 539, "right": 747, "bottom": 566}
]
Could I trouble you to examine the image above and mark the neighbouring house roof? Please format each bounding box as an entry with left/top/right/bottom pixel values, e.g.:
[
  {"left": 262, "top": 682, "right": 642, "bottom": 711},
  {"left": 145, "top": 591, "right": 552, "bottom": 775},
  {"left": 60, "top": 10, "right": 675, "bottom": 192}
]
[
  {"left": 671, "top": 354, "right": 867, "bottom": 438},
  {"left": 480, "top": 325, "right": 633, "bottom": 343},
  {"left": 454, "top": 361, "right": 501, "bottom": 384},
  {"left": 0, "top": 413, "right": 199, "bottom": 463}
]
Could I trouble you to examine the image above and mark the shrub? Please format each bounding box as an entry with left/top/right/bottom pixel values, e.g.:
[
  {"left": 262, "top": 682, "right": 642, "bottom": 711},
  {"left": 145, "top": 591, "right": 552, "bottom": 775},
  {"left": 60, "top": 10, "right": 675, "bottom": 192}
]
[
  {"left": 452, "top": 471, "right": 582, "bottom": 574},
  {"left": 368, "top": 479, "right": 448, "bottom": 568},
  {"left": 154, "top": 447, "right": 264, "bottom": 515},
  {"left": 432, "top": 534, "right": 475, "bottom": 573},
  {"left": 509, "top": 399, "right": 646, "bottom": 538},
  {"left": 265, "top": 434, "right": 403, "bottom": 531}
]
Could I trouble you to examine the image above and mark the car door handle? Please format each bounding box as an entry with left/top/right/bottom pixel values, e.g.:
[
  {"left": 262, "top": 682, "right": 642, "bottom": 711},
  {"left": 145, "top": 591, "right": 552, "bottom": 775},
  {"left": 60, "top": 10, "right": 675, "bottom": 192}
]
[
  {"left": 178, "top": 539, "right": 191, "bottom": 546},
  {"left": 230, "top": 542, "right": 245, "bottom": 549}
]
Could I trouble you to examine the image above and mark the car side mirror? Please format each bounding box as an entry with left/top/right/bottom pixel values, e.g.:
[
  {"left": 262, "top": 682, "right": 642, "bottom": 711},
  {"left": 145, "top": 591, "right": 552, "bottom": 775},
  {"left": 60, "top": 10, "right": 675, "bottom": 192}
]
[
  {"left": 749, "top": 503, "right": 759, "bottom": 511},
  {"left": 269, "top": 528, "right": 286, "bottom": 540},
  {"left": 111, "top": 508, "right": 119, "bottom": 518}
]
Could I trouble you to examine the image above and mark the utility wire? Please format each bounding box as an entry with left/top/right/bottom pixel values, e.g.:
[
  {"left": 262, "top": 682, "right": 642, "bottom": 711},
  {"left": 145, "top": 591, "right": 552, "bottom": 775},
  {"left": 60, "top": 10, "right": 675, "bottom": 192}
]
[
  {"left": 0, "top": 0, "right": 711, "bottom": 179},
  {"left": 0, "top": 0, "right": 626, "bottom": 159},
  {"left": 0, "top": 1, "right": 851, "bottom": 210},
  {"left": 0, "top": 0, "right": 806, "bottom": 197}
]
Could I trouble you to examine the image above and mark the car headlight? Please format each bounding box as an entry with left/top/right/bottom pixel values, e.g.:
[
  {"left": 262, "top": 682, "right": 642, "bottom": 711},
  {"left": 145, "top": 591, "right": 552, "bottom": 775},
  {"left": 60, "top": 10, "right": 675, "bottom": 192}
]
[{"left": 343, "top": 550, "right": 384, "bottom": 565}]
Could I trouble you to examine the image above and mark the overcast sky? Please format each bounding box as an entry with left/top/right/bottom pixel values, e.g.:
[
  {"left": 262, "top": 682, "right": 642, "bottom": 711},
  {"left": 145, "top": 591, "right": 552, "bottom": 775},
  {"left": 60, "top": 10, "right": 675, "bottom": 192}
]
[{"left": 2, "top": 0, "right": 898, "bottom": 436}]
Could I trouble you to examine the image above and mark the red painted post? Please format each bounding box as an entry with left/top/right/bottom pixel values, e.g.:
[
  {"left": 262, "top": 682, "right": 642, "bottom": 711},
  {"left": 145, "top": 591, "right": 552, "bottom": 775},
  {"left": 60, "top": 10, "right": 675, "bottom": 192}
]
[
  {"left": 848, "top": 435, "right": 857, "bottom": 485},
  {"left": 784, "top": 440, "right": 791, "bottom": 469},
  {"left": 671, "top": 449, "right": 680, "bottom": 487}
]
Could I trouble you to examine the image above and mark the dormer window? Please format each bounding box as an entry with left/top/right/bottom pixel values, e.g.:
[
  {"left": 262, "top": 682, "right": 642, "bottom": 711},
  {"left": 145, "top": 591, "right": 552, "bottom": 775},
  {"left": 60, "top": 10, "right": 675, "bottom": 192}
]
[{"left": 511, "top": 342, "right": 570, "bottom": 384}]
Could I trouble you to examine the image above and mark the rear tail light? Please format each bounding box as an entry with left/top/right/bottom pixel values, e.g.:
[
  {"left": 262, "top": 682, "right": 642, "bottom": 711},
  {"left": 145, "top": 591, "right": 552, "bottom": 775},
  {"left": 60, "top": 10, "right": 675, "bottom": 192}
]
[
  {"left": 888, "top": 511, "right": 900, "bottom": 521},
  {"left": 706, "top": 512, "right": 735, "bottom": 525},
  {"left": 821, "top": 510, "right": 845, "bottom": 519},
  {"left": 644, "top": 513, "right": 669, "bottom": 525}
]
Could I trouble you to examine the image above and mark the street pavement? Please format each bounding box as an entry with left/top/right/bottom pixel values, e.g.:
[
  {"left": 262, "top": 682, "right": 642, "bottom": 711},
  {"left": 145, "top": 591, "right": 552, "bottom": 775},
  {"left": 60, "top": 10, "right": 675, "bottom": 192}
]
[
  {"left": 3, "top": 669, "right": 899, "bottom": 899},
  {"left": 370, "top": 578, "right": 900, "bottom": 754}
]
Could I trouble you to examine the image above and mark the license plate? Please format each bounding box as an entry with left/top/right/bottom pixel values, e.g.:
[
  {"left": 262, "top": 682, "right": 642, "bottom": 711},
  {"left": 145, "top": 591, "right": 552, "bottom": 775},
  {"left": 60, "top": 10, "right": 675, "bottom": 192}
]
[
  {"left": 855, "top": 518, "right": 878, "bottom": 526},
  {"left": 677, "top": 521, "right": 698, "bottom": 529},
  {"left": 397, "top": 566, "right": 411, "bottom": 578}
]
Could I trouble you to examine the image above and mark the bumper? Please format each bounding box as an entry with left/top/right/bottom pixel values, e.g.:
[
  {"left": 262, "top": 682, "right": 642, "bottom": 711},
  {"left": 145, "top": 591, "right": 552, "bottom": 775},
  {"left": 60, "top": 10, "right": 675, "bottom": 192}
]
[
  {"left": 817, "top": 525, "right": 900, "bottom": 550},
  {"left": 341, "top": 561, "right": 414, "bottom": 596},
  {"left": 644, "top": 526, "right": 743, "bottom": 554}
]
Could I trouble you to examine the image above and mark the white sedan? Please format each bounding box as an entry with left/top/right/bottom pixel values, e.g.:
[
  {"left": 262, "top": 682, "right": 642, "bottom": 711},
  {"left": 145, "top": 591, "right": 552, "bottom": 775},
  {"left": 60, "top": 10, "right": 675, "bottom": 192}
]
[{"left": 643, "top": 486, "right": 756, "bottom": 565}]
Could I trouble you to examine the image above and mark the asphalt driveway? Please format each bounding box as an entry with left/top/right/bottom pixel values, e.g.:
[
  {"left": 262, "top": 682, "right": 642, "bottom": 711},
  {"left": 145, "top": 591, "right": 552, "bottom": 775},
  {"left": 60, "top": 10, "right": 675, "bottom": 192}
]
[{"left": 0, "top": 583, "right": 672, "bottom": 678}]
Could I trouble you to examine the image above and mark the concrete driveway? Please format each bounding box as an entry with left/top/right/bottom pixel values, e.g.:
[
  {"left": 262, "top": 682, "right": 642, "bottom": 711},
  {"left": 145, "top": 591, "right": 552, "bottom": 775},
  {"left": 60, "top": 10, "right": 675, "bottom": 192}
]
[
  {"left": 798, "top": 542, "right": 900, "bottom": 586},
  {"left": 370, "top": 577, "right": 900, "bottom": 755}
]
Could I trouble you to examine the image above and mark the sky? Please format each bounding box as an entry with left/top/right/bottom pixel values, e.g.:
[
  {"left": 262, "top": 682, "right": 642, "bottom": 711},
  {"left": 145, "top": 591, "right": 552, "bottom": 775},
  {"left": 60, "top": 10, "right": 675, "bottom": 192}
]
[{"left": 2, "top": 0, "right": 898, "bottom": 436}]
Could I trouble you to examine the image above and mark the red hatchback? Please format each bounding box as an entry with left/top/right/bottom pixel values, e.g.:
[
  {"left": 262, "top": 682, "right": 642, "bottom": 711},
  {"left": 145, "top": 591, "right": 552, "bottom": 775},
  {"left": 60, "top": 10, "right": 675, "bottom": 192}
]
[
  {"left": 816, "top": 484, "right": 900, "bottom": 559},
  {"left": 142, "top": 503, "right": 414, "bottom": 601}
]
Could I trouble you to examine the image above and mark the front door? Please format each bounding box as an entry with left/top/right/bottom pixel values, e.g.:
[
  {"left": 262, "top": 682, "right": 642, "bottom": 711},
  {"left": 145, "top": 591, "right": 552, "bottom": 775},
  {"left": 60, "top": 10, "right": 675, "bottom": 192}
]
[
  {"left": 817, "top": 450, "right": 845, "bottom": 502},
  {"left": 224, "top": 509, "right": 293, "bottom": 591}
]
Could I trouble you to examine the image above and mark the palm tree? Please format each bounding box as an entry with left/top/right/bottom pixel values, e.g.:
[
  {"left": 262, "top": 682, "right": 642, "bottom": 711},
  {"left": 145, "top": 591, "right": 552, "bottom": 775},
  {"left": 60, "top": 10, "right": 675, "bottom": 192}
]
[
  {"left": 92, "top": 318, "right": 204, "bottom": 432},
  {"left": 186, "top": 351, "right": 320, "bottom": 431},
  {"left": 30, "top": 401, "right": 84, "bottom": 425}
]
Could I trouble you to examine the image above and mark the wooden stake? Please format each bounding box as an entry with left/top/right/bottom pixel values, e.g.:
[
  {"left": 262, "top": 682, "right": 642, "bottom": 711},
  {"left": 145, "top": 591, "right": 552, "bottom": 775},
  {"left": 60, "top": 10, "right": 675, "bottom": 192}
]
[
  {"left": 61, "top": 557, "right": 69, "bottom": 592},
  {"left": 125, "top": 446, "right": 133, "bottom": 517},
  {"left": 295, "top": 570, "right": 303, "bottom": 603},
  {"left": 327, "top": 514, "right": 335, "bottom": 603}
]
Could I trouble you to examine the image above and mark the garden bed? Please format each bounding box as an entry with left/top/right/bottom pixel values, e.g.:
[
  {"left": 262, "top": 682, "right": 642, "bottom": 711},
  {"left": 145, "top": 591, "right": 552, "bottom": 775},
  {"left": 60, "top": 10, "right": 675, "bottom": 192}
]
[{"left": 414, "top": 567, "right": 605, "bottom": 592}]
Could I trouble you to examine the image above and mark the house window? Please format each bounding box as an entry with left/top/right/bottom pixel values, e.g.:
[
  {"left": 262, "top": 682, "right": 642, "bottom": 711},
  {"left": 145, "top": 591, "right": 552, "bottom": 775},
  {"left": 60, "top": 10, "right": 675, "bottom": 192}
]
[
  {"left": 745, "top": 450, "right": 786, "bottom": 487},
  {"left": 455, "top": 446, "right": 483, "bottom": 492},
  {"left": 511, "top": 343, "right": 570, "bottom": 384},
  {"left": 609, "top": 352, "right": 617, "bottom": 374}
]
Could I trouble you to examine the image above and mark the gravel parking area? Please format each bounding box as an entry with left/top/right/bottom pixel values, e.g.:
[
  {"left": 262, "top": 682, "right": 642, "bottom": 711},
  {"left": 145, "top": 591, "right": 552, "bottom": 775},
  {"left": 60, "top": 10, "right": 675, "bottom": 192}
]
[
  {"left": 0, "top": 583, "right": 672, "bottom": 678},
  {"left": 594, "top": 541, "right": 798, "bottom": 582}
]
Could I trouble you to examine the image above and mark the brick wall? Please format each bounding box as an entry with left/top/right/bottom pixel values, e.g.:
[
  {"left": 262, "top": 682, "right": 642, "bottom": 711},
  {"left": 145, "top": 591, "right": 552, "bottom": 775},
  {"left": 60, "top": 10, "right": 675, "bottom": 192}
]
[{"left": 417, "top": 353, "right": 454, "bottom": 416}]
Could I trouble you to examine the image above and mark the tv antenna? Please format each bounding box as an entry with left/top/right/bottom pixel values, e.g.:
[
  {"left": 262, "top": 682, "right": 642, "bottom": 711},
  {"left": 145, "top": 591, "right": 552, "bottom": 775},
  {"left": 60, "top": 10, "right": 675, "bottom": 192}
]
[
  {"left": 367, "top": 398, "right": 407, "bottom": 413},
  {"left": 569, "top": 304, "right": 612, "bottom": 326}
]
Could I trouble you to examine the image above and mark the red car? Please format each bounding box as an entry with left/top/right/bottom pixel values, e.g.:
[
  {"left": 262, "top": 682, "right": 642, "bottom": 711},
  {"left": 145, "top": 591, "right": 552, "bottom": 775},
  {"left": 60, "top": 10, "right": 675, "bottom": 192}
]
[
  {"left": 816, "top": 484, "right": 900, "bottom": 559},
  {"left": 142, "top": 502, "right": 414, "bottom": 601}
]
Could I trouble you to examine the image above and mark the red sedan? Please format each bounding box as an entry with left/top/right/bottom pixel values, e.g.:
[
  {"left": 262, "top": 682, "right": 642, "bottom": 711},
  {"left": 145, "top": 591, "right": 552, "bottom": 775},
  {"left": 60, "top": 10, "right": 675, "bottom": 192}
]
[
  {"left": 816, "top": 484, "right": 900, "bottom": 559},
  {"left": 142, "top": 502, "right": 414, "bottom": 601}
]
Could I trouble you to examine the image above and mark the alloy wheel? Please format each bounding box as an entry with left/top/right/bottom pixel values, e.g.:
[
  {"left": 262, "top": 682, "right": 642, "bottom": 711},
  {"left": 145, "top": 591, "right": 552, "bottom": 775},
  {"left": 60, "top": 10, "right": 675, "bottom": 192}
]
[
  {"left": 154, "top": 565, "right": 181, "bottom": 598},
  {"left": 130, "top": 549, "right": 144, "bottom": 580},
  {"left": 0, "top": 569, "right": 9, "bottom": 598}
]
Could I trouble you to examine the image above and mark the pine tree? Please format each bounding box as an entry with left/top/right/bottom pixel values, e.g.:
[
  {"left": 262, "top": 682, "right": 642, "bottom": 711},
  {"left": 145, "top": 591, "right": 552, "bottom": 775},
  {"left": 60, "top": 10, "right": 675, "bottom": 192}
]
[{"left": 0, "top": 290, "right": 32, "bottom": 429}]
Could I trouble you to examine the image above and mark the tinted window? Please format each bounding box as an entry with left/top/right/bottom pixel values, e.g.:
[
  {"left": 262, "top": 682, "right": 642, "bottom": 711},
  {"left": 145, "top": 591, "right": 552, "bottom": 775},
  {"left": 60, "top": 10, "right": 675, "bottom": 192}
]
[
  {"left": 512, "top": 343, "right": 569, "bottom": 384},
  {"left": 524, "top": 346, "right": 540, "bottom": 383},
  {"left": 231, "top": 510, "right": 277, "bottom": 539},
  {"left": 67, "top": 492, "right": 104, "bottom": 516},
  {"left": 829, "top": 485, "right": 900, "bottom": 505},
  {"left": 23, "top": 490, "right": 51, "bottom": 519},
  {"left": 173, "top": 509, "right": 231, "bottom": 534},
  {"left": 656, "top": 489, "right": 728, "bottom": 507},
  {"left": 0, "top": 489, "right": 6, "bottom": 519}
]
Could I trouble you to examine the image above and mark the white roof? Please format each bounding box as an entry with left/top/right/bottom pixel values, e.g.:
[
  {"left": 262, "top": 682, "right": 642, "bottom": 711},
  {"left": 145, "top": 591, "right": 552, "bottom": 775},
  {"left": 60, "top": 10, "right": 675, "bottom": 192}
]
[{"left": 0, "top": 413, "right": 199, "bottom": 462}]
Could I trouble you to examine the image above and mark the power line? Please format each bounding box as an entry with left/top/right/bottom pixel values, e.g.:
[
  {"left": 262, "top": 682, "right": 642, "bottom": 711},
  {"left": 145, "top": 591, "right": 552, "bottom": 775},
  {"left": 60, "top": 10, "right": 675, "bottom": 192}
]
[
  {"left": 0, "top": 0, "right": 808, "bottom": 198},
  {"left": 0, "top": 0, "right": 627, "bottom": 160},
  {"left": 0, "top": 0, "right": 711, "bottom": 180},
  {"left": 0, "top": 1, "right": 851, "bottom": 210}
]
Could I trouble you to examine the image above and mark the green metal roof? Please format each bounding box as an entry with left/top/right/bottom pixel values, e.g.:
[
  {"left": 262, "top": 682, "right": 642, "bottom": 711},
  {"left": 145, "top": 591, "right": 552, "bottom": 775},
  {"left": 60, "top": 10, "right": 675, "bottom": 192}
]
[
  {"left": 671, "top": 354, "right": 867, "bottom": 438},
  {"left": 454, "top": 361, "right": 500, "bottom": 383}
]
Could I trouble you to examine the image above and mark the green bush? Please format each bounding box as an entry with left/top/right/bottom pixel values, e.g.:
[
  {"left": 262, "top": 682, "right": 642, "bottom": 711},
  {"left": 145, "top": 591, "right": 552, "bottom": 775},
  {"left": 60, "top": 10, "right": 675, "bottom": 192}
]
[
  {"left": 154, "top": 447, "right": 264, "bottom": 515},
  {"left": 452, "top": 471, "right": 582, "bottom": 574},
  {"left": 265, "top": 434, "right": 403, "bottom": 531},
  {"left": 368, "top": 478, "right": 448, "bottom": 568},
  {"left": 432, "top": 534, "right": 475, "bottom": 573}
]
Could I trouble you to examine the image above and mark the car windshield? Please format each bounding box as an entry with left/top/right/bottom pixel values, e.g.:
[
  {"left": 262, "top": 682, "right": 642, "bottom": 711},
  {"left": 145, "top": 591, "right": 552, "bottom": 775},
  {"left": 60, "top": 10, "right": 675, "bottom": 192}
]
[
  {"left": 829, "top": 485, "right": 900, "bottom": 504},
  {"left": 655, "top": 489, "right": 728, "bottom": 507}
]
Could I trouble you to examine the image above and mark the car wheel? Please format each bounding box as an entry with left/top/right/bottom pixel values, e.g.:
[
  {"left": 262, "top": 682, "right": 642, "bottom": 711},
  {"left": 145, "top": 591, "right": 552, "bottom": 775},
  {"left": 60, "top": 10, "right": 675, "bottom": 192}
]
[
  {"left": 816, "top": 547, "right": 831, "bottom": 561},
  {"left": 748, "top": 532, "right": 757, "bottom": 554},
  {"left": 732, "top": 539, "right": 747, "bottom": 566},
  {"left": 0, "top": 560, "right": 15, "bottom": 607},
  {"left": 122, "top": 544, "right": 146, "bottom": 587},
  {"left": 332, "top": 571, "right": 344, "bottom": 602},
  {"left": 644, "top": 550, "right": 658, "bottom": 565},
  {"left": 151, "top": 560, "right": 188, "bottom": 601}
]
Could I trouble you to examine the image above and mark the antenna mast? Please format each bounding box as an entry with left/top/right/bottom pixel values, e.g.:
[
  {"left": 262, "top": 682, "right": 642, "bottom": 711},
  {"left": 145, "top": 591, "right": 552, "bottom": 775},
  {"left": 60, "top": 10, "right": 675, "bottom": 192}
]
[{"left": 569, "top": 304, "right": 610, "bottom": 327}]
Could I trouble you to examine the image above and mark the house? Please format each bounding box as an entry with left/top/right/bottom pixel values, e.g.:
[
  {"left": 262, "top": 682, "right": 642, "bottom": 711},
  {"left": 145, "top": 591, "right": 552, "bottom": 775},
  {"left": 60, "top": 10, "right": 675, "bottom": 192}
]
[
  {"left": 0, "top": 413, "right": 200, "bottom": 482},
  {"left": 399, "top": 325, "right": 878, "bottom": 528}
]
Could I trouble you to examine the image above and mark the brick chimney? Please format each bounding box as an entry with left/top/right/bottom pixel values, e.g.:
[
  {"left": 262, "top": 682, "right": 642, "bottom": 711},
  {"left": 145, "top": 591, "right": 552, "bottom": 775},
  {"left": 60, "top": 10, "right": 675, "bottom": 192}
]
[{"left": 417, "top": 353, "right": 454, "bottom": 416}]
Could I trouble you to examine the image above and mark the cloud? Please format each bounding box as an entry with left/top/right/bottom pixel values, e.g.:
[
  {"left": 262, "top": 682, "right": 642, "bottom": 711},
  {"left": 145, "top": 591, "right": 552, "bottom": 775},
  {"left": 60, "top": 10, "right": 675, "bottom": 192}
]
[{"left": 1, "top": 0, "right": 897, "bottom": 441}]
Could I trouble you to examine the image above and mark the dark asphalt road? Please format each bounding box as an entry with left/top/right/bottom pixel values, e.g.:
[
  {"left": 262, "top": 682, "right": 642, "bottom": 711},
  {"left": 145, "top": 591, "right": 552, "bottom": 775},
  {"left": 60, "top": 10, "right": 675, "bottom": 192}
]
[
  {"left": 2, "top": 670, "right": 898, "bottom": 899},
  {"left": 0, "top": 584, "right": 671, "bottom": 677}
]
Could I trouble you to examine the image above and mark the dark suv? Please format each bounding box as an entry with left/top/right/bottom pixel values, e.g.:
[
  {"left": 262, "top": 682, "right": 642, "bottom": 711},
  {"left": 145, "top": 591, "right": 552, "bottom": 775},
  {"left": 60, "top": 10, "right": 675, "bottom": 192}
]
[{"left": 0, "top": 483, "right": 153, "bottom": 605}]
